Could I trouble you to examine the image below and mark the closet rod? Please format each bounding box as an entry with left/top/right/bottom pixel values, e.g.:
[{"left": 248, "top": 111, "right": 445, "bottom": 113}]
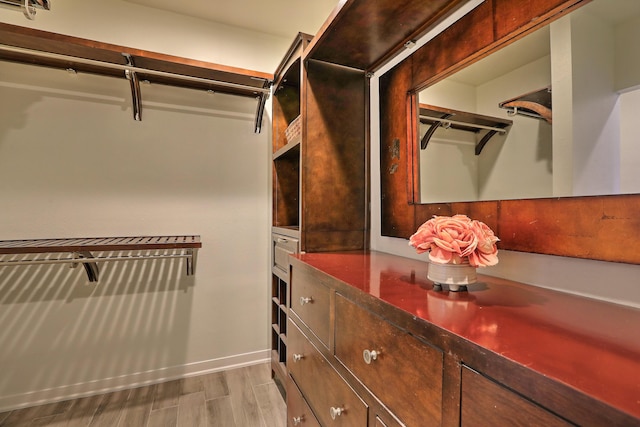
[
  {"left": 0, "top": 250, "right": 198, "bottom": 280},
  {"left": 420, "top": 116, "right": 508, "bottom": 134},
  {"left": 0, "top": 43, "right": 271, "bottom": 95},
  {"left": 1, "top": 252, "right": 193, "bottom": 267}
]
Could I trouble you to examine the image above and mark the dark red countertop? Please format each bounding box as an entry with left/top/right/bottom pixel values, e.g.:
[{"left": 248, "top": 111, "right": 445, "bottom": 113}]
[{"left": 294, "top": 250, "right": 640, "bottom": 420}]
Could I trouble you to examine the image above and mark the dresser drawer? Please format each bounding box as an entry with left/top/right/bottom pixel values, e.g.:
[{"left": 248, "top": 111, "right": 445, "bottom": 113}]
[
  {"left": 290, "top": 265, "right": 330, "bottom": 348},
  {"left": 273, "top": 233, "right": 299, "bottom": 275},
  {"left": 287, "top": 378, "right": 321, "bottom": 427},
  {"left": 288, "top": 319, "right": 368, "bottom": 427},
  {"left": 461, "top": 366, "right": 572, "bottom": 426},
  {"left": 335, "top": 294, "right": 444, "bottom": 427}
]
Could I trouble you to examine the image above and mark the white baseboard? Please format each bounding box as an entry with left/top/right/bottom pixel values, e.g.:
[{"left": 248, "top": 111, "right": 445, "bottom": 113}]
[{"left": 0, "top": 349, "right": 271, "bottom": 413}]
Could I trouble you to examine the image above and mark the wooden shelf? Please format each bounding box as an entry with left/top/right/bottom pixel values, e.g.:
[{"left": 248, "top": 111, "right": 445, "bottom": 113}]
[
  {"left": 0, "top": 235, "right": 201, "bottom": 282},
  {"left": 305, "top": 0, "right": 470, "bottom": 71},
  {"left": 0, "top": 23, "right": 273, "bottom": 131},
  {"left": 273, "top": 137, "right": 301, "bottom": 161},
  {"left": 419, "top": 104, "right": 512, "bottom": 155},
  {"left": 499, "top": 86, "right": 552, "bottom": 124}
]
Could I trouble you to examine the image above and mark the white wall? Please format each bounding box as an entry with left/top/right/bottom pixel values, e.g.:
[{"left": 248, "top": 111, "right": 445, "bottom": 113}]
[
  {"left": 370, "top": 2, "right": 640, "bottom": 310},
  {"left": 476, "top": 56, "right": 553, "bottom": 201},
  {"left": 0, "top": 1, "right": 284, "bottom": 411},
  {"left": 418, "top": 54, "right": 553, "bottom": 203},
  {"left": 0, "top": 0, "right": 291, "bottom": 72}
]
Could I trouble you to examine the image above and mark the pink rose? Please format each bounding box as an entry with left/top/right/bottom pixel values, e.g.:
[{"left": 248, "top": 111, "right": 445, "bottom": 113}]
[
  {"left": 409, "top": 215, "right": 499, "bottom": 267},
  {"left": 468, "top": 220, "right": 499, "bottom": 267},
  {"left": 409, "top": 215, "right": 478, "bottom": 264}
]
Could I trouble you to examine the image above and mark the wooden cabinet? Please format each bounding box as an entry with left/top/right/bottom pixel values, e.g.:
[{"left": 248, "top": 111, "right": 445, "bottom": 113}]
[
  {"left": 288, "top": 252, "right": 640, "bottom": 427},
  {"left": 270, "top": 28, "right": 369, "bottom": 393},
  {"left": 269, "top": 0, "right": 476, "bottom": 402},
  {"left": 288, "top": 257, "right": 447, "bottom": 427}
]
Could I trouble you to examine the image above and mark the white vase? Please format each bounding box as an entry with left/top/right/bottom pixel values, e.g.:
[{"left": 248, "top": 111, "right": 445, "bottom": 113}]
[{"left": 427, "top": 260, "right": 477, "bottom": 292}]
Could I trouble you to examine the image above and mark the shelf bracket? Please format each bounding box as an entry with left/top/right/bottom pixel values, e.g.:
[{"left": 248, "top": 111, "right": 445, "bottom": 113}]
[
  {"left": 421, "top": 113, "right": 452, "bottom": 150},
  {"left": 254, "top": 91, "right": 269, "bottom": 133},
  {"left": 475, "top": 130, "right": 499, "bottom": 155},
  {"left": 123, "top": 53, "right": 142, "bottom": 121},
  {"left": 76, "top": 251, "right": 100, "bottom": 282},
  {"left": 185, "top": 248, "right": 198, "bottom": 276}
]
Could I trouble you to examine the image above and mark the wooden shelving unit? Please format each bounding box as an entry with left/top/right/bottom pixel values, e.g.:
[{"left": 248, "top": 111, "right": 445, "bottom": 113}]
[{"left": 269, "top": 0, "right": 480, "bottom": 401}]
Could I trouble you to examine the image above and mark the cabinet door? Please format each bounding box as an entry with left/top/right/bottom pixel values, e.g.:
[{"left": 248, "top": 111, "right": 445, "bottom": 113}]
[
  {"left": 288, "top": 319, "right": 368, "bottom": 426},
  {"left": 461, "top": 366, "right": 573, "bottom": 426},
  {"left": 335, "top": 294, "right": 443, "bottom": 427}
]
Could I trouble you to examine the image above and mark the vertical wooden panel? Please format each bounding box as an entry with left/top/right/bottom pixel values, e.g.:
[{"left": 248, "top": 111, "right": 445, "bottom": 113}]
[
  {"left": 380, "top": 58, "right": 416, "bottom": 237},
  {"left": 302, "top": 59, "right": 368, "bottom": 251}
]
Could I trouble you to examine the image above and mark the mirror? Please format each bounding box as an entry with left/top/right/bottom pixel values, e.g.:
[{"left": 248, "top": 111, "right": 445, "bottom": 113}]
[{"left": 416, "top": 0, "right": 640, "bottom": 204}]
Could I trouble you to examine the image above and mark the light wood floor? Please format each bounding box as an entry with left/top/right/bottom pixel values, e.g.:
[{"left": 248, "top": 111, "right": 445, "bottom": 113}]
[{"left": 0, "top": 362, "right": 286, "bottom": 427}]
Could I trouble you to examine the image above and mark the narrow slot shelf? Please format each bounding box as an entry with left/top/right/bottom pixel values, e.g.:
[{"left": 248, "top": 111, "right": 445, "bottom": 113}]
[{"left": 273, "top": 137, "right": 301, "bottom": 161}]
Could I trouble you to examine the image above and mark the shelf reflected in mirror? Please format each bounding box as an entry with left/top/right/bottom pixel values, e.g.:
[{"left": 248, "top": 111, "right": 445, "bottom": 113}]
[{"left": 415, "top": 0, "right": 640, "bottom": 204}]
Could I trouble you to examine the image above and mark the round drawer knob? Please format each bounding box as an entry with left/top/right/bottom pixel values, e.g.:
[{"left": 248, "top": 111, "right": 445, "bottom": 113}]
[
  {"left": 363, "top": 349, "right": 379, "bottom": 364},
  {"left": 293, "top": 353, "right": 304, "bottom": 362},
  {"left": 299, "top": 296, "right": 313, "bottom": 306},
  {"left": 292, "top": 415, "right": 303, "bottom": 425},
  {"left": 329, "top": 406, "right": 344, "bottom": 420}
]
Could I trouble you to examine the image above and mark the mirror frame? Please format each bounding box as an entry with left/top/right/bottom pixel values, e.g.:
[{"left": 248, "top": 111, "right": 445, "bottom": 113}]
[{"left": 380, "top": 0, "right": 640, "bottom": 264}]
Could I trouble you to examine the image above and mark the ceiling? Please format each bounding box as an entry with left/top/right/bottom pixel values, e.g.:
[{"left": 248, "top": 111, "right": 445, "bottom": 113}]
[{"left": 125, "top": 0, "right": 340, "bottom": 38}]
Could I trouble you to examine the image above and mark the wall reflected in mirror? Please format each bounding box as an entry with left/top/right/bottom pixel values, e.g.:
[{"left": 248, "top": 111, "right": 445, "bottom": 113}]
[{"left": 417, "top": 0, "right": 640, "bottom": 204}]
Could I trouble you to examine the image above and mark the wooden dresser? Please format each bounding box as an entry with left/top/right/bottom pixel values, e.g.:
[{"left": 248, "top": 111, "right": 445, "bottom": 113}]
[{"left": 286, "top": 251, "right": 640, "bottom": 427}]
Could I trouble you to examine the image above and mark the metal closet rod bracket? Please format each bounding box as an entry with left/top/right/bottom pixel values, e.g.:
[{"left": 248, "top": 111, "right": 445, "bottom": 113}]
[
  {"left": 123, "top": 53, "right": 142, "bottom": 121},
  {"left": 0, "top": 0, "right": 51, "bottom": 20}
]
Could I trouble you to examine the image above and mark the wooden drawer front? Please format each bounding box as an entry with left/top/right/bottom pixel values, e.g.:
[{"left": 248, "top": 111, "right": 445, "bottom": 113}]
[
  {"left": 290, "top": 266, "right": 330, "bottom": 347},
  {"left": 335, "top": 294, "right": 444, "bottom": 427},
  {"left": 273, "top": 233, "right": 298, "bottom": 274},
  {"left": 287, "top": 378, "right": 321, "bottom": 427},
  {"left": 288, "top": 319, "right": 368, "bottom": 427},
  {"left": 461, "top": 366, "right": 572, "bottom": 426}
]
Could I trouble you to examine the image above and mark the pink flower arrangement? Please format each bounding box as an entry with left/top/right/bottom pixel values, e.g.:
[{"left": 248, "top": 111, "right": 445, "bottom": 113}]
[{"left": 409, "top": 214, "right": 499, "bottom": 268}]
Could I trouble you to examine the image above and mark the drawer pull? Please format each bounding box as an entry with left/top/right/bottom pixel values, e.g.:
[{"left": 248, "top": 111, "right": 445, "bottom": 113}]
[
  {"left": 329, "top": 406, "right": 344, "bottom": 420},
  {"left": 299, "top": 296, "right": 313, "bottom": 306},
  {"left": 363, "top": 349, "right": 380, "bottom": 364},
  {"left": 292, "top": 415, "right": 303, "bottom": 425},
  {"left": 293, "top": 353, "right": 304, "bottom": 362}
]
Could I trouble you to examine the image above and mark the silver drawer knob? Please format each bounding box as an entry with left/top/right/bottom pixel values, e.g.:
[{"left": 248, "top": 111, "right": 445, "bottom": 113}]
[
  {"left": 293, "top": 353, "right": 304, "bottom": 362},
  {"left": 329, "top": 406, "right": 344, "bottom": 420},
  {"left": 292, "top": 415, "right": 303, "bottom": 425},
  {"left": 299, "top": 296, "right": 313, "bottom": 306},
  {"left": 363, "top": 349, "right": 379, "bottom": 364}
]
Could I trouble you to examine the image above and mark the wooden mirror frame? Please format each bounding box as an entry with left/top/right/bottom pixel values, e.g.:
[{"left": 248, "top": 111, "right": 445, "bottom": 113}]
[{"left": 380, "top": 0, "right": 640, "bottom": 265}]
